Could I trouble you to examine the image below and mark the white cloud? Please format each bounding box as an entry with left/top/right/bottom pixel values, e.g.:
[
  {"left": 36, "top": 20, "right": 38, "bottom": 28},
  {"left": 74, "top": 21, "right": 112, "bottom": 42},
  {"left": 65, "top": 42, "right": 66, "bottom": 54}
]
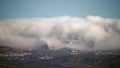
[
  {"left": 0, "top": 16, "right": 120, "bottom": 50},
  {"left": 87, "top": 15, "right": 104, "bottom": 22}
]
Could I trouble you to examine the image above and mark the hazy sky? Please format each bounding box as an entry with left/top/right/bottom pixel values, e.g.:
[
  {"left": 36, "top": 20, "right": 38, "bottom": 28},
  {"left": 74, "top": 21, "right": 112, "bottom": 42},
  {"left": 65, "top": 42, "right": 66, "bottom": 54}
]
[{"left": 0, "top": 0, "right": 120, "bottom": 19}]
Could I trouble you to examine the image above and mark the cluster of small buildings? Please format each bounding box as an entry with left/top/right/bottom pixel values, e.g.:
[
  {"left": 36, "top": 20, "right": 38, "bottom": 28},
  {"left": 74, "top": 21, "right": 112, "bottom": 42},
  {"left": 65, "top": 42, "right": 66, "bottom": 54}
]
[{"left": 0, "top": 52, "right": 31, "bottom": 56}]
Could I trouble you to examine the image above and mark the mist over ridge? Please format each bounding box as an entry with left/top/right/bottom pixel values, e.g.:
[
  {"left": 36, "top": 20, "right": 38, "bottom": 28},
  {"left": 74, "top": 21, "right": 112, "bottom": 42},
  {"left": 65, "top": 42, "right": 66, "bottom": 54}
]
[{"left": 0, "top": 16, "right": 120, "bottom": 51}]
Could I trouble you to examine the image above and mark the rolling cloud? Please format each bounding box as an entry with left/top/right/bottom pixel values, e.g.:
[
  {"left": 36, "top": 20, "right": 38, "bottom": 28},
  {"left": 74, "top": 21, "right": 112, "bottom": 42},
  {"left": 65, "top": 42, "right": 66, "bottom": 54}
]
[{"left": 0, "top": 16, "right": 120, "bottom": 50}]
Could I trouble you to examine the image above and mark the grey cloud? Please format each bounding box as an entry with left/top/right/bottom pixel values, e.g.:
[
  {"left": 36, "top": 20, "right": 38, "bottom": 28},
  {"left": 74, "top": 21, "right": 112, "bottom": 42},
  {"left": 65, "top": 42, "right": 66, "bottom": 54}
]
[{"left": 0, "top": 16, "right": 120, "bottom": 50}]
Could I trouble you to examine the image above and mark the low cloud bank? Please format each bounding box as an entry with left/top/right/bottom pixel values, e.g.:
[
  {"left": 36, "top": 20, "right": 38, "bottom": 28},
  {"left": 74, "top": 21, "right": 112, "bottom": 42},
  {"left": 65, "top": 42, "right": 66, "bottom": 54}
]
[{"left": 0, "top": 16, "right": 120, "bottom": 50}]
